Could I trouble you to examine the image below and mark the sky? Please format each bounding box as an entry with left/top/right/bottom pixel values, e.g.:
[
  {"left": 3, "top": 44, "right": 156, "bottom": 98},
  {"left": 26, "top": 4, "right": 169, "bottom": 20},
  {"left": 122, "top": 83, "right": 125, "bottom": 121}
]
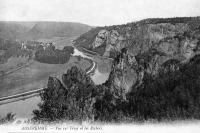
[{"left": 0, "top": 0, "right": 200, "bottom": 26}]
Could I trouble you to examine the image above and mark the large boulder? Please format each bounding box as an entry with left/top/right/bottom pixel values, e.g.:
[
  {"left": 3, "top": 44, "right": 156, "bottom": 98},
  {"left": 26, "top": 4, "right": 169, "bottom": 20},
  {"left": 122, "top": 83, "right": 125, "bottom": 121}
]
[
  {"left": 75, "top": 17, "right": 200, "bottom": 100},
  {"left": 106, "top": 22, "right": 200, "bottom": 100},
  {"left": 92, "top": 29, "right": 125, "bottom": 57},
  {"left": 92, "top": 29, "right": 109, "bottom": 48}
]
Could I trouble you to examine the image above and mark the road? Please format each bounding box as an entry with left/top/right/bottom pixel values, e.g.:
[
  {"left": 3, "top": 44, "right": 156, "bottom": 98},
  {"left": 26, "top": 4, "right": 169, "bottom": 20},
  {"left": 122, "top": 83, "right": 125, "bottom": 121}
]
[
  {"left": 86, "top": 61, "right": 97, "bottom": 74},
  {"left": 0, "top": 48, "right": 98, "bottom": 104},
  {"left": 74, "top": 46, "right": 114, "bottom": 60}
]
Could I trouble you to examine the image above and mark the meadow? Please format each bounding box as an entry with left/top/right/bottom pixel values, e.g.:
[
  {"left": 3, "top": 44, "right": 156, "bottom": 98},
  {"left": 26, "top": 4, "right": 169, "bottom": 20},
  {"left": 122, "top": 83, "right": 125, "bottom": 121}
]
[
  {"left": 38, "top": 36, "right": 77, "bottom": 49},
  {"left": 0, "top": 56, "right": 91, "bottom": 98}
]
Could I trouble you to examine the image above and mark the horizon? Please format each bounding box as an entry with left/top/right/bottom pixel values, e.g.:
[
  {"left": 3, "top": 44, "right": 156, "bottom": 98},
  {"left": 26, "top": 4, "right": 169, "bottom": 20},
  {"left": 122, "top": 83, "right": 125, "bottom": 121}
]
[
  {"left": 1, "top": 16, "right": 200, "bottom": 27},
  {"left": 0, "top": 0, "right": 200, "bottom": 26}
]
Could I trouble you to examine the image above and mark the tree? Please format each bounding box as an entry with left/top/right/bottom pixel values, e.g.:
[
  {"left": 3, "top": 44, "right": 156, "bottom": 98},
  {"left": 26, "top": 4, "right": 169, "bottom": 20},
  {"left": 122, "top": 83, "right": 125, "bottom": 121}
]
[
  {"left": 0, "top": 113, "right": 15, "bottom": 124},
  {"left": 33, "top": 66, "right": 96, "bottom": 122}
]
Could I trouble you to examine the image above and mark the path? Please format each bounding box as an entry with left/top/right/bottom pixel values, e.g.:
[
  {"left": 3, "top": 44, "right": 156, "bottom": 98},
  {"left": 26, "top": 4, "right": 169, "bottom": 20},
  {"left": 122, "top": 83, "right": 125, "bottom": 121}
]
[
  {"left": 0, "top": 49, "right": 98, "bottom": 104},
  {"left": 75, "top": 46, "right": 114, "bottom": 60}
]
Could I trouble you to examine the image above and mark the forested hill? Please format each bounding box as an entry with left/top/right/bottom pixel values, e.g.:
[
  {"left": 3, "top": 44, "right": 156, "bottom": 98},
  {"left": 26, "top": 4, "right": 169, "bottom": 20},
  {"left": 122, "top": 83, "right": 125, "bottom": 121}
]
[
  {"left": 74, "top": 16, "right": 200, "bottom": 104},
  {"left": 0, "top": 21, "right": 91, "bottom": 40},
  {"left": 25, "top": 22, "right": 91, "bottom": 40},
  {"left": 74, "top": 17, "right": 200, "bottom": 56},
  {"left": 33, "top": 17, "right": 200, "bottom": 122}
]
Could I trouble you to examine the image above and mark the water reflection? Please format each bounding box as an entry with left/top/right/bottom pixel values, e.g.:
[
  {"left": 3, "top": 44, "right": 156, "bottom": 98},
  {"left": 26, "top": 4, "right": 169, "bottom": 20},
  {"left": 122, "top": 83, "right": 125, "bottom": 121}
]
[
  {"left": 73, "top": 47, "right": 110, "bottom": 84},
  {"left": 91, "top": 67, "right": 109, "bottom": 85}
]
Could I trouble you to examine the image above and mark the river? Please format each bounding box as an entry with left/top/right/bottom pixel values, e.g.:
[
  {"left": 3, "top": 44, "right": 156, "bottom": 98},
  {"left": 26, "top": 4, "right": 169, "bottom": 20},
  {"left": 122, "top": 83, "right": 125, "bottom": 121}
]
[
  {"left": 73, "top": 47, "right": 110, "bottom": 84},
  {"left": 0, "top": 47, "right": 110, "bottom": 119}
]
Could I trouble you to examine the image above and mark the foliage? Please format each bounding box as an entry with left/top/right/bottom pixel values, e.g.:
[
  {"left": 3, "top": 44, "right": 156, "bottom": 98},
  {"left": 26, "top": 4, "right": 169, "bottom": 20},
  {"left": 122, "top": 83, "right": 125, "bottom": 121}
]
[
  {"left": 74, "top": 16, "right": 200, "bottom": 57},
  {"left": 0, "top": 39, "right": 32, "bottom": 63},
  {"left": 0, "top": 113, "right": 15, "bottom": 124},
  {"left": 33, "top": 66, "right": 96, "bottom": 122},
  {"left": 63, "top": 46, "right": 74, "bottom": 54},
  {"left": 33, "top": 16, "right": 200, "bottom": 123},
  {"left": 127, "top": 55, "right": 200, "bottom": 121},
  {"left": 34, "top": 45, "right": 73, "bottom": 64},
  {"left": 74, "top": 27, "right": 103, "bottom": 49},
  {"left": 0, "top": 38, "right": 20, "bottom": 50},
  {"left": 34, "top": 53, "right": 200, "bottom": 123}
]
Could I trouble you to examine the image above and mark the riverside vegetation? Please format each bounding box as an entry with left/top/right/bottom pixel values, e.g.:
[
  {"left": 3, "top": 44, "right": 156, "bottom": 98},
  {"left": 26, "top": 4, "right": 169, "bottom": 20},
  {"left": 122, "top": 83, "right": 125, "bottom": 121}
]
[
  {"left": 32, "top": 53, "right": 200, "bottom": 122},
  {"left": 0, "top": 21, "right": 92, "bottom": 124},
  {"left": 0, "top": 38, "right": 74, "bottom": 64},
  {"left": 33, "top": 17, "right": 200, "bottom": 123}
]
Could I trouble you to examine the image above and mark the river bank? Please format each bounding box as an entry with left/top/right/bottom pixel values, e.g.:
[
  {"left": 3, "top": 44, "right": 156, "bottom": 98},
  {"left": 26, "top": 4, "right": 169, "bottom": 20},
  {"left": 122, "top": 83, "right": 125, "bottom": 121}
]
[
  {"left": 74, "top": 45, "right": 114, "bottom": 60},
  {"left": 0, "top": 52, "right": 92, "bottom": 98},
  {"left": 0, "top": 58, "right": 95, "bottom": 105},
  {"left": 0, "top": 46, "right": 112, "bottom": 119},
  {"left": 0, "top": 47, "right": 109, "bottom": 105}
]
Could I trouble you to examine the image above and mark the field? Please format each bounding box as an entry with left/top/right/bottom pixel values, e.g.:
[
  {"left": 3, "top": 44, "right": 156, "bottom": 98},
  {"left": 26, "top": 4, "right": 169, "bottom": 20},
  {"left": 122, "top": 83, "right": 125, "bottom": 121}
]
[
  {"left": 38, "top": 36, "right": 78, "bottom": 49},
  {"left": 0, "top": 56, "right": 31, "bottom": 75},
  {"left": 0, "top": 50, "right": 5, "bottom": 56},
  {"left": 0, "top": 56, "right": 91, "bottom": 98}
]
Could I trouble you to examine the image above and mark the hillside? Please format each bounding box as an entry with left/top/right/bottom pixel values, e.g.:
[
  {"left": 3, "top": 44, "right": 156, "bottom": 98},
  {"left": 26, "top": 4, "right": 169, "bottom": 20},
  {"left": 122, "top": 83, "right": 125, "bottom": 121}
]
[
  {"left": 75, "top": 17, "right": 200, "bottom": 56},
  {"left": 33, "top": 17, "right": 200, "bottom": 122},
  {"left": 74, "top": 16, "right": 200, "bottom": 98},
  {"left": 0, "top": 22, "right": 30, "bottom": 40},
  {"left": 0, "top": 21, "right": 91, "bottom": 40},
  {"left": 24, "top": 22, "right": 91, "bottom": 40},
  {"left": 33, "top": 54, "right": 200, "bottom": 122}
]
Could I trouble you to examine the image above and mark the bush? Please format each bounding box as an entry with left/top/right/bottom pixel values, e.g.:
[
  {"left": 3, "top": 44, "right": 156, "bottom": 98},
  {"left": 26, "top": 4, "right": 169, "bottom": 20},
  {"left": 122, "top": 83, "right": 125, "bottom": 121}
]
[
  {"left": 34, "top": 46, "right": 73, "bottom": 64},
  {"left": 33, "top": 55, "right": 200, "bottom": 123},
  {"left": 127, "top": 55, "right": 200, "bottom": 121},
  {"left": 33, "top": 66, "right": 96, "bottom": 122},
  {"left": 0, "top": 113, "right": 15, "bottom": 124}
]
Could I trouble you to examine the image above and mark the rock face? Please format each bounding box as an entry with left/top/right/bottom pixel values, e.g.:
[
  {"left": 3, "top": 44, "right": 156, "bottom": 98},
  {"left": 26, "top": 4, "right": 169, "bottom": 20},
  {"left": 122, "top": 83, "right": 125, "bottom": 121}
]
[
  {"left": 92, "top": 29, "right": 125, "bottom": 56},
  {"left": 107, "top": 51, "right": 138, "bottom": 100},
  {"left": 92, "top": 30, "right": 109, "bottom": 48},
  {"left": 76, "top": 17, "right": 200, "bottom": 100}
]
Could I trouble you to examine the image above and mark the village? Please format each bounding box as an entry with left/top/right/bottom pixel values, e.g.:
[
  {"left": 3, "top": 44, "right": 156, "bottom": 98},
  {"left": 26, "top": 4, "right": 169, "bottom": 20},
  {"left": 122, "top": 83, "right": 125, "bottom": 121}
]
[{"left": 20, "top": 40, "right": 55, "bottom": 50}]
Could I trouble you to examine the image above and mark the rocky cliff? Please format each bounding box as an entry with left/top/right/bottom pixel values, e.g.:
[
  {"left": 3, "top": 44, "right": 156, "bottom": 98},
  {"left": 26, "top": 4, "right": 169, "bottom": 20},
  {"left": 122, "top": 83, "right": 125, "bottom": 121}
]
[{"left": 75, "top": 17, "right": 200, "bottom": 99}]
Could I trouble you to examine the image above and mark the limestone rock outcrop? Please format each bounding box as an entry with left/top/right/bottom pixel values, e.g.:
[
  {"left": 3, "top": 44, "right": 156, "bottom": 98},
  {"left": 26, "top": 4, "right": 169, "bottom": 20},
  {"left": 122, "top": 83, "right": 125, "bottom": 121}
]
[
  {"left": 92, "top": 29, "right": 125, "bottom": 57},
  {"left": 75, "top": 17, "right": 200, "bottom": 100},
  {"left": 92, "top": 30, "right": 109, "bottom": 48}
]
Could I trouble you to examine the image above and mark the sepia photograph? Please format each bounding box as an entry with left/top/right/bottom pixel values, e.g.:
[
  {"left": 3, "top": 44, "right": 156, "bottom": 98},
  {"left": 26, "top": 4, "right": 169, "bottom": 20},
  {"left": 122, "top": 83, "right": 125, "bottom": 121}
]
[{"left": 0, "top": 0, "right": 200, "bottom": 132}]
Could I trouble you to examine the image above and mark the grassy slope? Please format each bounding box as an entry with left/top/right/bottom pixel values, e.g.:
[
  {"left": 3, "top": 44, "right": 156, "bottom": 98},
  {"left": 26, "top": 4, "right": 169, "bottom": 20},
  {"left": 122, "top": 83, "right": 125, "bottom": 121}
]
[
  {"left": 0, "top": 56, "right": 30, "bottom": 74},
  {"left": 37, "top": 36, "right": 78, "bottom": 50},
  {"left": 0, "top": 21, "right": 92, "bottom": 97},
  {"left": 0, "top": 56, "right": 91, "bottom": 97},
  {"left": 0, "top": 21, "right": 91, "bottom": 40}
]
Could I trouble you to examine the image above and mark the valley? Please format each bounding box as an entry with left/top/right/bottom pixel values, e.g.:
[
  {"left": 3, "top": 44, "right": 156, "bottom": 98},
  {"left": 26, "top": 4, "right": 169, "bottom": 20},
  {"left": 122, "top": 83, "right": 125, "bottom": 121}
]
[
  {"left": 0, "top": 46, "right": 111, "bottom": 118},
  {"left": 1, "top": 17, "right": 200, "bottom": 123},
  {"left": 0, "top": 21, "right": 94, "bottom": 98},
  {"left": 0, "top": 57, "right": 90, "bottom": 98}
]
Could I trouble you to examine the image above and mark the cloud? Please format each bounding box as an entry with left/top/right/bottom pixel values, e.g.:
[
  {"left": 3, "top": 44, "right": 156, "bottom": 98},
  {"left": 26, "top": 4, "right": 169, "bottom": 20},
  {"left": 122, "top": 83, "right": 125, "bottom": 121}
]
[{"left": 0, "top": 0, "right": 199, "bottom": 26}]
